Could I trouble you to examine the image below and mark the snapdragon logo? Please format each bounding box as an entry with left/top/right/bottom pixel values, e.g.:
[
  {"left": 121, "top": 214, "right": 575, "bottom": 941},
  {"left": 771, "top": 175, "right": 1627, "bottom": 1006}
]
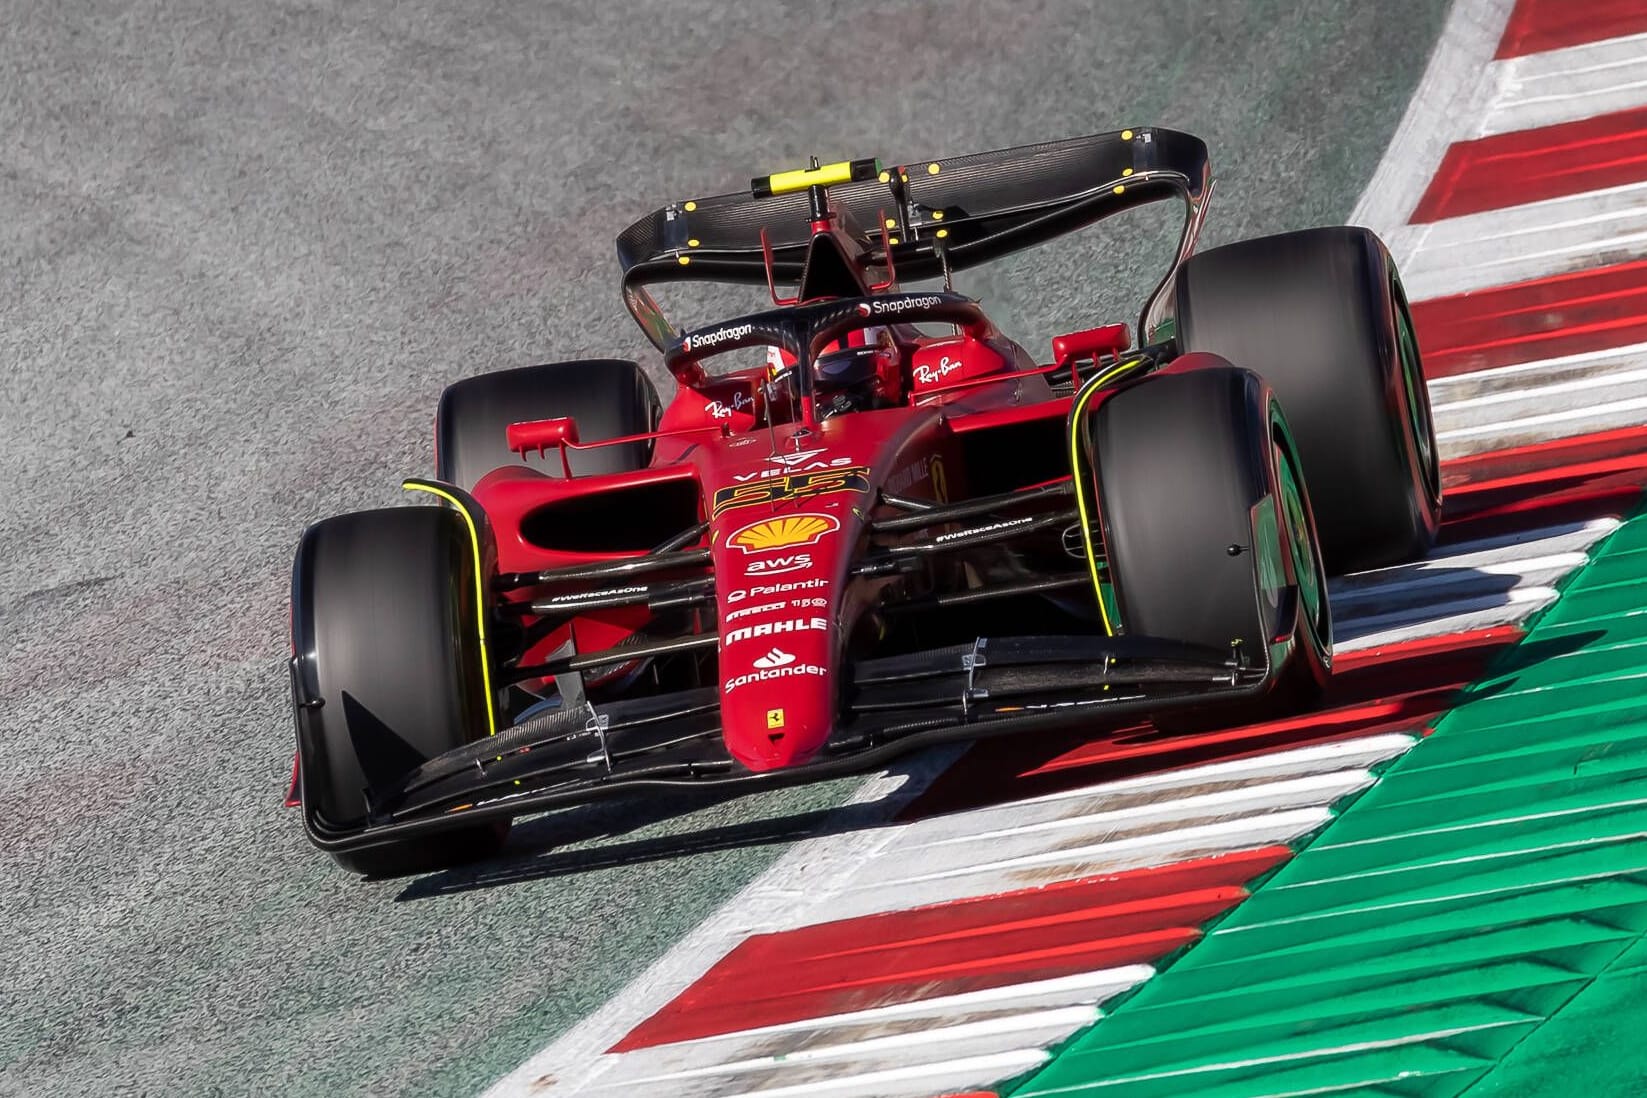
[
  {"left": 862, "top": 294, "right": 943, "bottom": 316},
  {"left": 683, "top": 323, "right": 754, "bottom": 353}
]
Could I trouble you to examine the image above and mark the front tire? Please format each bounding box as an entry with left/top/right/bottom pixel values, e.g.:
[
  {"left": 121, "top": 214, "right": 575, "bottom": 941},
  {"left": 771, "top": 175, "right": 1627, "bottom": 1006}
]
[
  {"left": 1175, "top": 226, "right": 1440, "bottom": 574},
  {"left": 1091, "top": 361, "right": 1331, "bottom": 726},
  {"left": 436, "top": 359, "right": 660, "bottom": 492},
  {"left": 291, "top": 506, "right": 509, "bottom": 876}
]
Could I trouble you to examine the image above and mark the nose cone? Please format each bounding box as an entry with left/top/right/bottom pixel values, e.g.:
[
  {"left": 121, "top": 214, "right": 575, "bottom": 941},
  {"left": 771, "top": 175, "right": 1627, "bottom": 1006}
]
[
  {"left": 714, "top": 507, "right": 851, "bottom": 772},
  {"left": 719, "top": 656, "right": 833, "bottom": 770},
  {"left": 716, "top": 575, "right": 836, "bottom": 771},
  {"left": 708, "top": 429, "right": 884, "bottom": 772}
]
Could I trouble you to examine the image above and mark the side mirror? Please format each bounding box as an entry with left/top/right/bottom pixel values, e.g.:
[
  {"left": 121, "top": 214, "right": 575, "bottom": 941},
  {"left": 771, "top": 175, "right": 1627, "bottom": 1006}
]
[
  {"left": 507, "top": 417, "right": 581, "bottom": 477},
  {"left": 1052, "top": 323, "right": 1131, "bottom": 368}
]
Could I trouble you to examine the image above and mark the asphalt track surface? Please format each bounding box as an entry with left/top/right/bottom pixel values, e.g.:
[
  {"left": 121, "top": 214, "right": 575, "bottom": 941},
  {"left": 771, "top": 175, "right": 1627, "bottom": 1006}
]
[{"left": 0, "top": 2, "right": 1450, "bottom": 1094}]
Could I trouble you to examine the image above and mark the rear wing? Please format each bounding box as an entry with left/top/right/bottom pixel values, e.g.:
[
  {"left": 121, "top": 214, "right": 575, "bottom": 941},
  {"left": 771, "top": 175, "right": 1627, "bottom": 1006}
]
[{"left": 615, "top": 126, "right": 1212, "bottom": 349}]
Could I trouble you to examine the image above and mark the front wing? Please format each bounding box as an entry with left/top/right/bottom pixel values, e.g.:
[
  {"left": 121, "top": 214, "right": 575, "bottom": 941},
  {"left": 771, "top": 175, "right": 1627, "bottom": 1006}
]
[{"left": 296, "top": 619, "right": 1295, "bottom": 859}]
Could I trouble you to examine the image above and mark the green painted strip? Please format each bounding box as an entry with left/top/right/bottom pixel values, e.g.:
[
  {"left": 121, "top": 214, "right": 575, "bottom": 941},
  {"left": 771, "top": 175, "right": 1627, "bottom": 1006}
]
[{"left": 1006, "top": 506, "right": 1647, "bottom": 1098}]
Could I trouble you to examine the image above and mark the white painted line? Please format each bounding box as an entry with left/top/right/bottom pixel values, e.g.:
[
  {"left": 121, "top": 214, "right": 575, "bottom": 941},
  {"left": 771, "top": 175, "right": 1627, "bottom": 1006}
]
[
  {"left": 1395, "top": 177, "right": 1647, "bottom": 299},
  {"left": 593, "top": 1007, "right": 1097, "bottom": 1089},
  {"left": 1338, "top": 583, "right": 1558, "bottom": 636},
  {"left": 1329, "top": 521, "right": 1616, "bottom": 648},
  {"left": 1484, "top": 32, "right": 1647, "bottom": 136},
  {"left": 811, "top": 740, "right": 1416, "bottom": 922},
  {"left": 1337, "top": 589, "right": 1560, "bottom": 654},
  {"left": 1437, "top": 394, "right": 1647, "bottom": 452},
  {"left": 1427, "top": 340, "right": 1647, "bottom": 396},
  {"left": 841, "top": 808, "right": 1335, "bottom": 892},
  {"left": 1368, "top": 26, "right": 1647, "bottom": 297},
  {"left": 910, "top": 770, "right": 1376, "bottom": 852},
  {"left": 1334, "top": 525, "right": 1608, "bottom": 583},
  {"left": 678, "top": 966, "right": 1154, "bottom": 1039},
  {"left": 1333, "top": 552, "right": 1588, "bottom": 594},
  {"left": 1330, "top": 553, "right": 1586, "bottom": 621},
  {"left": 926, "top": 734, "right": 1416, "bottom": 821},
  {"left": 1411, "top": 322, "right": 1647, "bottom": 461},
  {"left": 1432, "top": 364, "right": 1647, "bottom": 417},
  {"left": 667, "top": 1049, "right": 1052, "bottom": 1098}
]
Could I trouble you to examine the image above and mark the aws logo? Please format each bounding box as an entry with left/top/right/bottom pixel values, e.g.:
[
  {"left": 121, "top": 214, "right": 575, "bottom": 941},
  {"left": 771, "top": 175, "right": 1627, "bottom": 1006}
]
[{"left": 746, "top": 553, "right": 812, "bottom": 577}]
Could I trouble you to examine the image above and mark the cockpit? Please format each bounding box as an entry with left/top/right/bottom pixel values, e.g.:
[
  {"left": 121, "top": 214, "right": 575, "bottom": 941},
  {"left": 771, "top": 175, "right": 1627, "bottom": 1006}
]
[{"left": 659, "top": 289, "right": 1022, "bottom": 436}]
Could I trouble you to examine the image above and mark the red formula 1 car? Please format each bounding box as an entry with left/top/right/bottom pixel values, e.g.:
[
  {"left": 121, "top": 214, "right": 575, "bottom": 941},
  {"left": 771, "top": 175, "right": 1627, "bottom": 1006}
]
[{"left": 287, "top": 128, "right": 1440, "bottom": 874}]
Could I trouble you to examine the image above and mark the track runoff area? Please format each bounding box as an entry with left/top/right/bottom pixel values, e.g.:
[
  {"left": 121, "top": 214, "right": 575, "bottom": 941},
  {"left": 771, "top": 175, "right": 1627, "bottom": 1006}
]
[{"left": 485, "top": 2, "right": 1647, "bottom": 1096}]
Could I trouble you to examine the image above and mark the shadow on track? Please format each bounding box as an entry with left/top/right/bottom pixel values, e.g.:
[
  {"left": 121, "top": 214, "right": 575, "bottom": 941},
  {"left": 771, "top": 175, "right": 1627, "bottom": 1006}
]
[{"left": 394, "top": 752, "right": 954, "bottom": 901}]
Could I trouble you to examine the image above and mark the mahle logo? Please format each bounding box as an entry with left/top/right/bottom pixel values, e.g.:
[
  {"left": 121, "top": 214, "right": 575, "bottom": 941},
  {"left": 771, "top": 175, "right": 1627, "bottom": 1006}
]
[{"left": 724, "top": 616, "right": 828, "bottom": 646}]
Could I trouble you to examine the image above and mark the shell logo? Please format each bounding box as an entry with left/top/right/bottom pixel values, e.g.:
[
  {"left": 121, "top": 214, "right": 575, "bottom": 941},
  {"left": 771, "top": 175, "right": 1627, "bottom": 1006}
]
[{"left": 729, "top": 513, "right": 839, "bottom": 554}]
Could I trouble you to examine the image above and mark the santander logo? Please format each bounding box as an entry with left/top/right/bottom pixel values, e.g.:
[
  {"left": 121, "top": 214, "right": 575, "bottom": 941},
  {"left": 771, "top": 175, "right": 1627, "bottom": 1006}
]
[{"left": 753, "top": 648, "right": 796, "bottom": 669}]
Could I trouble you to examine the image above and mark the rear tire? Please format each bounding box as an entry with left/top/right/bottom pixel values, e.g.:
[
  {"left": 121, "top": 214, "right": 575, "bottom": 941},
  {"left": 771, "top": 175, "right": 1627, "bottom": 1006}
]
[
  {"left": 291, "top": 506, "right": 509, "bottom": 876},
  {"left": 1091, "top": 361, "right": 1331, "bottom": 727},
  {"left": 436, "top": 359, "right": 660, "bottom": 492},
  {"left": 1175, "top": 226, "right": 1440, "bottom": 574}
]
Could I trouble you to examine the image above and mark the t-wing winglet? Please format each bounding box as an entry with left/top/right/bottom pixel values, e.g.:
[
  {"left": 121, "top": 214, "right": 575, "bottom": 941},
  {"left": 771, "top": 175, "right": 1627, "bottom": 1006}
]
[{"left": 616, "top": 127, "right": 1211, "bottom": 348}]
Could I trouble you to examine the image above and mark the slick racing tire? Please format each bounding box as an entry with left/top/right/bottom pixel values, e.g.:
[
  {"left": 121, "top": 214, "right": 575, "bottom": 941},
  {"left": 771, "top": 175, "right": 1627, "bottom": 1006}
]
[
  {"left": 1092, "top": 361, "right": 1331, "bottom": 728},
  {"left": 1174, "top": 226, "right": 1440, "bottom": 574},
  {"left": 436, "top": 359, "right": 661, "bottom": 492},
  {"left": 291, "top": 506, "right": 509, "bottom": 876}
]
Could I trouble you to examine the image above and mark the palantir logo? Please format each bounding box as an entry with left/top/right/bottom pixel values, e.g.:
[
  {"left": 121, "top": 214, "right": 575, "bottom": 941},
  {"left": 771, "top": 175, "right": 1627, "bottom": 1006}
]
[{"left": 753, "top": 648, "right": 796, "bottom": 669}]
